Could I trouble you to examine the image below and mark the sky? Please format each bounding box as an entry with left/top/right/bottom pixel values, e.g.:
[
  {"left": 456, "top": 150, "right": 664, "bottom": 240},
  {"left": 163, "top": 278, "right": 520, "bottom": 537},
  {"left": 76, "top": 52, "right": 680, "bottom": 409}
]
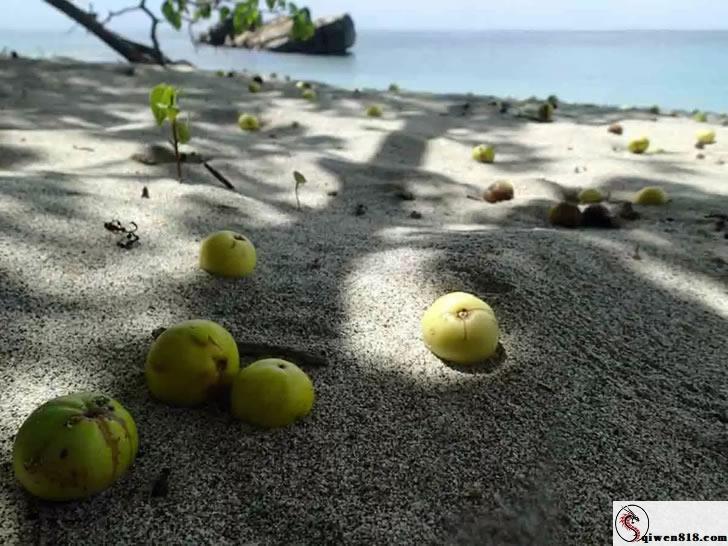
[{"left": 6, "top": 0, "right": 728, "bottom": 31}]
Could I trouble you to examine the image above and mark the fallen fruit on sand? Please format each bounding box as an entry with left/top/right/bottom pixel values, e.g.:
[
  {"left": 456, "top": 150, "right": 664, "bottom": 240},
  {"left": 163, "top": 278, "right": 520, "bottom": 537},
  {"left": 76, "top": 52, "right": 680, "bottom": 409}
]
[
  {"left": 483, "top": 180, "right": 514, "bottom": 203},
  {"left": 472, "top": 144, "right": 495, "bottom": 163},
  {"left": 608, "top": 123, "right": 624, "bottom": 135},
  {"left": 628, "top": 137, "right": 650, "bottom": 154},
  {"left": 199, "top": 230, "right": 257, "bottom": 277},
  {"left": 421, "top": 292, "right": 500, "bottom": 364},
  {"left": 13, "top": 392, "right": 138, "bottom": 501},
  {"left": 231, "top": 359, "right": 315, "bottom": 428},
  {"left": 634, "top": 186, "right": 669, "bottom": 206},
  {"left": 697, "top": 129, "right": 716, "bottom": 145},
  {"left": 248, "top": 81, "right": 261, "bottom": 93},
  {"left": 238, "top": 113, "right": 260, "bottom": 132},
  {"left": 146, "top": 320, "right": 240, "bottom": 406},
  {"left": 578, "top": 188, "right": 605, "bottom": 204},
  {"left": 693, "top": 111, "right": 708, "bottom": 123},
  {"left": 301, "top": 89, "right": 317, "bottom": 101},
  {"left": 538, "top": 102, "right": 554, "bottom": 122},
  {"left": 582, "top": 204, "right": 618, "bottom": 228},
  {"left": 366, "top": 105, "right": 383, "bottom": 117},
  {"left": 548, "top": 202, "right": 583, "bottom": 228}
]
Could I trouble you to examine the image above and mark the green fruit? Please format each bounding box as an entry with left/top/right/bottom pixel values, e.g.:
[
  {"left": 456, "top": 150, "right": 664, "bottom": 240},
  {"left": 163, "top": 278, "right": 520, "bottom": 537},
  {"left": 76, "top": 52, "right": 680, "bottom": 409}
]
[
  {"left": 472, "top": 144, "right": 495, "bottom": 163},
  {"left": 578, "top": 188, "right": 604, "bottom": 204},
  {"left": 421, "top": 292, "right": 500, "bottom": 364},
  {"left": 231, "top": 359, "right": 315, "bottom": 428},
  {"left": 628, "top": 137, "right": 650, "bottom": 154},
  {"left": 366, "top": 105, "right": 383, "bottom": 117},
  {"left": 634, "top": 186, "right": 669, "bottom": 205},
  {"left": 238, "top": 113, "right": 260, "bottom": 132},
  {"left": 248, "top": 81, "right": 261, "bottom": 93},
  {"left": 693, "top": 111, "right": 708, "bottom": 123},
  {"left": 13, "top": 392, "right": 138, "bottom": 501},
  {"left": 548, "top": 202, "right": 582, "bottom": 228},
  {"left": 301, "top": 89, "right": 317, "bottom": 101},
  {"left": 697, "top": 129, "right": 716, "bottom": 145},
  {"left": 538, "top": 102, "right": 554, "bottom": 122},
  {"left": 199, "top": 230, "right": 257, "bottom": 278},
  {"left": 146, "top": 320, "right": 240, "bottom": 406}
]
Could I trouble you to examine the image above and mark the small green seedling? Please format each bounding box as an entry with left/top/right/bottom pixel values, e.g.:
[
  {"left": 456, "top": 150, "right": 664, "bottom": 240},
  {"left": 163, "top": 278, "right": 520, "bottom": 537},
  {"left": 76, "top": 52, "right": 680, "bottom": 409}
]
[
  {"left": 293, "top": 171, "right": 307, "bottom": 210},
  {"left": 150, "top": 83, "right": 190, "bottom": 181}
]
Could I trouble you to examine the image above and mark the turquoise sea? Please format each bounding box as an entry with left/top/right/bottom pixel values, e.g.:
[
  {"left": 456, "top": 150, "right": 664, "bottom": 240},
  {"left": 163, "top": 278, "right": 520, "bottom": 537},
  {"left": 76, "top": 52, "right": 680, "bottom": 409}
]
[{"left": 3, "top": 28, "right": 728, "bottom": 111}]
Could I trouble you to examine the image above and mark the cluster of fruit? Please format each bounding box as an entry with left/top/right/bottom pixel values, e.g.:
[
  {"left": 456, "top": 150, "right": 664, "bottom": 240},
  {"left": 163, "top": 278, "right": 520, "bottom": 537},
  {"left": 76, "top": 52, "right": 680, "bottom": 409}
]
[{"left": 12, "top": 229, "right": 501, "bottom": 502}]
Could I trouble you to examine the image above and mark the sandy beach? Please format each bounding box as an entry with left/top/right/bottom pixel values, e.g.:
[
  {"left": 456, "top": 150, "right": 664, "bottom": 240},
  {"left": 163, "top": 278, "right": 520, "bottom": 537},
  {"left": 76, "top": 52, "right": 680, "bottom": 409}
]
[{"left": 1, "top": 55, "right": 727, "bottom": 545}]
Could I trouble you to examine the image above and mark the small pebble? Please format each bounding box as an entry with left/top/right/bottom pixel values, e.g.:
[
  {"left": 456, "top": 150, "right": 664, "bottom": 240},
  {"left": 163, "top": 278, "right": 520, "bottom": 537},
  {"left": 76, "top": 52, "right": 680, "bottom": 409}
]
[{"left": 395, "top": 190, "right": 415, "bottom": 201}]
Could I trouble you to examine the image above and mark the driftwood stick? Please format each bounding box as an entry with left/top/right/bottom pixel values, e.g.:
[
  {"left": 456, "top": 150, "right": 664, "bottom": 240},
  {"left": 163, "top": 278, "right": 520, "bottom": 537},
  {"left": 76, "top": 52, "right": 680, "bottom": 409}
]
[{"left": 203, "top": 161, "right": 236, "bottom": 191}]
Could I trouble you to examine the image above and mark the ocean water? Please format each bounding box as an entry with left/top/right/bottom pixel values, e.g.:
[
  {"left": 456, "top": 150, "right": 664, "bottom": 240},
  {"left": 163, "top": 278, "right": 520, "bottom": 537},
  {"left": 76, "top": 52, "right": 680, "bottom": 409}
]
[{"left": 3, "top": 28, "right": 728, "bottom": 112}]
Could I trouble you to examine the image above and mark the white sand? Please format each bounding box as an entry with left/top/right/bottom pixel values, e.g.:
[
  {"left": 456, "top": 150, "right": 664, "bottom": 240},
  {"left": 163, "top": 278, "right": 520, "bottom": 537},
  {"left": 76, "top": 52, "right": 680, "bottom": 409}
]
[{"left": 0, "top": 56, "right": 727, "bottom": 545}]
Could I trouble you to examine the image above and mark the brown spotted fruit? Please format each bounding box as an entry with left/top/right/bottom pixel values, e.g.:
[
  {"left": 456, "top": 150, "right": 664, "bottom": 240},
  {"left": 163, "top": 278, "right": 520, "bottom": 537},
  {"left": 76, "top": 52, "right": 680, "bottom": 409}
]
[
  {"left": 13, "top": 392, "right": 138, "bottom": 501},
  {"left": 548, "top": 202, "right": 583, "bottom": 228},
  {"left": 145, "top": 320, "right": 240, "bottom": 406},
  {"left": 483, "top": 180, "right": 514, "bottom": 203}
]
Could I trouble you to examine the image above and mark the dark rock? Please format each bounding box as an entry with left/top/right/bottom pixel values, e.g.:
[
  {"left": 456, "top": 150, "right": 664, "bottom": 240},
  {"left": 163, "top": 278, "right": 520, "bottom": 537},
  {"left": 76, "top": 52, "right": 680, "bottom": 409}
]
[
  {"left": 409, "top": 211, "right": 422, "bottom": 219},
  {"left": 141, "top": 186, "right": 150, "bottom": 199},
  {"left": 354, "top": 204, "right": 366, "bottom": 216},
  {"left": 582, "top": 204, "right": 618, "bottom": 229},
  {"left": 395, "top": 189, "right": 415, "bottom": 201},
  {"left": 200, "top": 14, "right": 356, "bottom": 55}
]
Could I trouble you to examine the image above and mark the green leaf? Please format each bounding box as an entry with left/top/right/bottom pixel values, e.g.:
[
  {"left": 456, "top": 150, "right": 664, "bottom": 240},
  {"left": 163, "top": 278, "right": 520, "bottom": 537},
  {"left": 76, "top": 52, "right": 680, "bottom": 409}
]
[
  {"left": 175, "top": 0, "right": 187, "bottom": 11},
  {"left": 161, "top": 0, "right": 182, "bottom": 29},
  {"left": 219, "top": 6, "right": 231, "bottom": 20},
  {"left": 293, "top": 171, "right": 306, "bottom": 185},
  {"left": 232, "top": 2, "right": 261, "bottom": 34},
  {"left": 150, "top": 83, "right": 176, "bottom": 125},
  {"left": 292, "top": 9, "right": 314, "bottom": 41},
  {"left": 166, "top": 105, "right": 180, "bottom": 122},
  {"left": 175, "top": 119, "right": 191, "bottom": 144},
  {"left": 195, "top": 2, "right": 212, "bottom": 19}
]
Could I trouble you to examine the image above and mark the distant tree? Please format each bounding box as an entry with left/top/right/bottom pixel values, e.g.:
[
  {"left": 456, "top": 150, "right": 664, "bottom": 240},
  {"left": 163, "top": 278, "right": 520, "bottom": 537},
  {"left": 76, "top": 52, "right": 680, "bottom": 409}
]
[{"left": 43, "top": 0, "right": 314, "bottom": 65}]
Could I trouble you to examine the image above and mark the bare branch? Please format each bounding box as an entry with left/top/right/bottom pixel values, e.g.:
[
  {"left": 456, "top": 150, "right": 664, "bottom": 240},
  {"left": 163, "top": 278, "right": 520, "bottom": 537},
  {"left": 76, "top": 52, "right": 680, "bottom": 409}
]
[{"left": 100, "top": 3, "right": 141, "bottom": 25}]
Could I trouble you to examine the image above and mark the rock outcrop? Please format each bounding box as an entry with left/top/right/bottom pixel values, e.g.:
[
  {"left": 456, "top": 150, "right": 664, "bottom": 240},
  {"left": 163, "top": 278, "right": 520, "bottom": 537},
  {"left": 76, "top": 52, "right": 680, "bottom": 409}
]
[{"left": 199, "top": 13, "right": 355, "bottom": 55}]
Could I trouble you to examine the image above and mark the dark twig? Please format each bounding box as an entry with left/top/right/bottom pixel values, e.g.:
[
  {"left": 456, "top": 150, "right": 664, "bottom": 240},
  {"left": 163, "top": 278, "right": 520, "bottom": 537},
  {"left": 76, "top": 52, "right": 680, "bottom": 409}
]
[{"left": 203, "top": 161, "right": 236, "bottom": 190}]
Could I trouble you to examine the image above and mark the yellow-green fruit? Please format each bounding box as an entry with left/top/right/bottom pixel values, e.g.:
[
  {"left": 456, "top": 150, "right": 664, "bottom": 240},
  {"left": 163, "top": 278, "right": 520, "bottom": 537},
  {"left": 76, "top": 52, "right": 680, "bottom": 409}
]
[
  {"left": 366, "top": 105, "right": 383, "bottom": 117},
  {"left": 628, "top": 137, "right": 650, "bottom": 154},
  {"left": 238, "top": 113, "right": 260, "bottom": 132},
  {"left": 145, "top": 319, "right": 240, "bottom": 406},
  {"left": 421, "top": 292, "right": 500, "bottom": 364},
  {"left": 472, "top": 144, "right": 495, "bottom": 163},
  {"left": 248, "top": 81, "right": 261, "bottom": 93},
  {"left": 13, "top": 392, "right": 138, "bottom": 501},
  {"left": 697, "top": 130, "right": 716, "bottom": 145},
  {"left": 301, "top": 89, "right": 317, "bottom": 101},
  {"left": 199, "top": 230, "right": 257, "bottom": 277},
  {"left": 578, "top": 188, "right": 604, "bottom": 204},
  {"left": 231, "top": 359, "right": 315, "bottom": 428},
  {"left": 634, "top": 186, "right": 669, "bottom": 205}
]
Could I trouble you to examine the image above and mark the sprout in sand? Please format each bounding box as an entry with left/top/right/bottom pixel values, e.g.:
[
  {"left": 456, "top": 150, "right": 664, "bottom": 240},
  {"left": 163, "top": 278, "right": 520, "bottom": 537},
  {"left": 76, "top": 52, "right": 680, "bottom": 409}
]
[
  {"left": 231, "top": 358, "right": 315, "bottom": 428},
  {"left": 483, "top": 180, "right": 514, "bottom": 203},
  {"left": 578, "top": 188, "right": 605, "bottom": 204},
  {"left": 199, "top": 230, "right": 257, "bottom": 278},
  {"left": 238, "top": 113, "right": 260, "bottom": 132},
  {"left": 697, "top": 129, "right": 716, "bottom": 146},
  {"left": 13, "top": 392, "right": 138, "bottom": 501},
  {"left": 472, "top": 144, "right": 495, "bottom": 163},
  {"left": 634, "top": 186, "right": 669, "bottom": 206},
  {"left": 150, "top": 83, "right": 190, "bottom": 181},
  {"left": 548, "top": 202, "right": 583, "bottom": 228},
  {"left": 628, "top": 137, "right": 650, "bottom": 154},
  {"left": 421, "top": 292, "right": 500, "bottom": 365},
  {"left": 366, "top": 105, "right": 383, "bottom": 118},
  {"left": 146, "top": 320, "right": 240, "bottom": 406},
  {"left": 293, "top": 170, "right": 307, "bottom": 210}
]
